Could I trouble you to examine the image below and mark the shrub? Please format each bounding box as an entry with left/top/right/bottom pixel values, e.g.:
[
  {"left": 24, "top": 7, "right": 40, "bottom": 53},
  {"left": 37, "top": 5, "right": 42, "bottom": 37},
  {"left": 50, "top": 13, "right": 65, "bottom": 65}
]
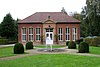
[
  {"left": 78, "top": 42, "right": 89, "bottom": 53},
  {"left": 26, "top": 41, "right": 33, "bottom": 50},
  {"left": 8, "top": 40, "right": 17, "bottom": 44},
  {"left": 68, "top": 41, "right": 76, "bottom": 49},
  {"left": 14, "top": 43, "right": 24, "bottom": 54},
  {"left": 85, "top": 37, "right": 100, "bottom": 46},
  {"left": 75, "top": 38, "right": 83, "bottom": 44},
  {"left": 0, "top": 39, "right": 8, "bottom": 45},
  {"left": 66, "top": 41, "right": 69, "bottom": 46}
]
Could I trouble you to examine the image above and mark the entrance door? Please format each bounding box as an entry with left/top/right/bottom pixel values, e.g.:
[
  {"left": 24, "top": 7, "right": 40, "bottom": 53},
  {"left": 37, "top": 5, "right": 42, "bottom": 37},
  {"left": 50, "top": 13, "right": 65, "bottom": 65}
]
[{"left": 46, "top": 32, "right": 53, "bottom": 40}]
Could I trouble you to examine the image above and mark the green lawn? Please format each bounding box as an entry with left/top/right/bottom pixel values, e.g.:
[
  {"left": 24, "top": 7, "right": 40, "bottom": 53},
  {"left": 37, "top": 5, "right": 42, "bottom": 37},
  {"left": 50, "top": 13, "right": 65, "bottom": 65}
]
[
  {"left": 89, "top": 46, "right": 100, "bottom": 55},
  {"left": 0, "top": 54, "right": 100, "bottom": 67},
  {"left": 0, "top": 47, "right": 16, "bottom": 58},
  {"left": 0, "top": 45, "right": 100, "bottom": 58}
]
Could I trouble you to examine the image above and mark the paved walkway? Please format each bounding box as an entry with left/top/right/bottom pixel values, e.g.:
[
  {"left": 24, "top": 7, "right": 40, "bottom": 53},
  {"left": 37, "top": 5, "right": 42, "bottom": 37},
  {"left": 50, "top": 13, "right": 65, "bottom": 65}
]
[
  {"left": 0, "top": 47, "right": 100, "bottom": 60},
  {"left": 0, "top": 44, "right": 15, "bottom": 48}
]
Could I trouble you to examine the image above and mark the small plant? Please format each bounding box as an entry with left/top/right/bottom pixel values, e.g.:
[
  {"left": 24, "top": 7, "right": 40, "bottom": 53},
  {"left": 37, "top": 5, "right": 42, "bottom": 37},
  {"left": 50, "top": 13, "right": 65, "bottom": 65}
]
[
  {"left": 66, "top": 41, "right": 69, "bottom": 46},
  {"left": 14, "top": 43, "right": 24, "bottom": 54},
  {"left": 68, "top": 41, "right": 76, "bottom": 49},
  {"left": 54, "top": 34, "right": 59, "bottom": 44},
  {"left": 26, "top": 41, "right": 33, "bottom": 50},
  {"left": 78, "top": 42, "right": 89, "bottom": 53}
]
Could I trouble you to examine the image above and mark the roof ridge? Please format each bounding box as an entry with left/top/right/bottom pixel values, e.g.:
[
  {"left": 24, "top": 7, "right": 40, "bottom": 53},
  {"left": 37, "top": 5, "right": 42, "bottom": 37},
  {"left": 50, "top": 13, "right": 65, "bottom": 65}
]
[
  {"left": 18, "top": 12, "right": 80, "bottom": 23},
  {"left": 22, "top": 12, "right": 37, "bottom": 21}
]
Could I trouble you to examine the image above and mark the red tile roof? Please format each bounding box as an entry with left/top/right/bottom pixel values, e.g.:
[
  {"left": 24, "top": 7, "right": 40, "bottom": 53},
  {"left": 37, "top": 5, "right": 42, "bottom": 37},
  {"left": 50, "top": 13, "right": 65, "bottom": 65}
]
[{"left": 18, "top": 12, "right": 80, "bottom": 23}]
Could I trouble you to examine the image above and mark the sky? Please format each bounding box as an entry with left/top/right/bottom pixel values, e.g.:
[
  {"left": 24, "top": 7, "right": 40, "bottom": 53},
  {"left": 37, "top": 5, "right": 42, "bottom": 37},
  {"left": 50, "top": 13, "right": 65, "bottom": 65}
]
[{"left": 0, "top": 0, "right": 86, "bottom": 22}]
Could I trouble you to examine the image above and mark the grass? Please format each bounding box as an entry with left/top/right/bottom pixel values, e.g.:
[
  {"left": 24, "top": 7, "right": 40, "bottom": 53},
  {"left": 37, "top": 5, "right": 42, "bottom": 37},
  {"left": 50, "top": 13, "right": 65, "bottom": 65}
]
[
  {"left": 0, "top": 47, "right": 16, "bottom": 58},
  {"left": 89, "top": 46, "right": 100, "bottom": 55},
  {"left": 0, "top": 45, "right": 100, "bottom": 58},
  {"left": 0, "top": 54, "right": 100, "bottom": 67}
]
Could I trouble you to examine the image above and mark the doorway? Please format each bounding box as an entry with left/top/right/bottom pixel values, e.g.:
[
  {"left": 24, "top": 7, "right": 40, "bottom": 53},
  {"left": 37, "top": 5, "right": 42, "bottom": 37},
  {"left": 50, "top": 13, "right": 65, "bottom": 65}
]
[
  {"left": 45, "top": 28, "right": 53, "bottom": 40},
  {"left": 46, "top": 32, "right": 53, "bottom": 40}
]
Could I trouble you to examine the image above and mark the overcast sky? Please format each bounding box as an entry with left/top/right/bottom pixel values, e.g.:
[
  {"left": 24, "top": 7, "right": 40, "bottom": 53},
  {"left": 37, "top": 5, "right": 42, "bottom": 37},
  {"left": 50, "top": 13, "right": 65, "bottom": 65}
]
[{"left": 0, "top": 0, "right": 86, "bottom": 22}]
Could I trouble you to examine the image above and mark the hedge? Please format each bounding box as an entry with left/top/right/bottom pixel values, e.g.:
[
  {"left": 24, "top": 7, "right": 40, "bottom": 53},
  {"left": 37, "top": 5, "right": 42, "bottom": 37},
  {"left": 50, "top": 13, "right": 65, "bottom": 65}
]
[
  {"left": 78, "top": 42, "right": 89, "bottom": 53},
  {"left": 85, "top": 37, "right": 100, "bottom": 46},
  {"left": 68, "top": 41, "right": 76, "bottom": 49},
  {"left": 0, "top": 39, "right": 8, "bottom": 45}
]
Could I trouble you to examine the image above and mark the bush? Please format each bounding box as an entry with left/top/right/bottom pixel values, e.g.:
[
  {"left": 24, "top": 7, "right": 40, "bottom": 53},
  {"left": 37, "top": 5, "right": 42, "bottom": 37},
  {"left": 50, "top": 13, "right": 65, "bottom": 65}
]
[
  {"left": 14, "top": 43, "right": 24, "bottom": 54},
  {"left": 0, "top": 39, "right": 8, "bottom": 45},
  {"left": 26, "top": 41, "right": 33, "bottom": 50},
  {"left": 8, "top": 40, "right": 17, "bottom": 44},
  {"left": 78, "top": 42, "right": 89, "bottom": 53},
  {"left": 66, "top": 41, "right": 69, "bottom": 46},
  {"left": 75, "top": 38, "right": 83, "bottom": 44},
  {"left": 85, "top": 37, "right": 100, "bottom": 46},
  {"left": 68, "top": 41, "right": 76, "bottom": 49}
]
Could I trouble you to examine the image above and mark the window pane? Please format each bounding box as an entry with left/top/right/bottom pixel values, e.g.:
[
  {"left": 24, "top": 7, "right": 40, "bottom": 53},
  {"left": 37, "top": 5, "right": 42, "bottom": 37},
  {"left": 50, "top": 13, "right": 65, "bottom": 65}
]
[
  {"left": 22, "top": 28, "right": 26, "bottom": 34},
  {"left": 73, "top": 27, "right": 77, "bottom": 41},
  {"left": 29, "top": 28, "right": 33, "bottom": 34},
  {"left": 66, "top": 27, "right": 70, "bottom": 41},
  {"left": 22, "top": 28, "right": 26, "bottom": 41},
  {"left": 58, "top": 28, "right": 62, "bottom": 41},
  {"left": 29, "top": 35, "right": 33, "bottom": 41},
  {"left": 36, "top": 28, "right": 40, "bottom": 41},
  {"left": 22, "top": 35, "right": 26, "bottom": 40}
]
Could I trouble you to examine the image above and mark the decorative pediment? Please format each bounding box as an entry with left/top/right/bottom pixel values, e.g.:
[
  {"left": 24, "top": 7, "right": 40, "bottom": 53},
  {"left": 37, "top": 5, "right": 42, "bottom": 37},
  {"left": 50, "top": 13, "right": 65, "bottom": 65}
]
[{"left": 44, "top": 19, "right": 55, "bottom": 24}]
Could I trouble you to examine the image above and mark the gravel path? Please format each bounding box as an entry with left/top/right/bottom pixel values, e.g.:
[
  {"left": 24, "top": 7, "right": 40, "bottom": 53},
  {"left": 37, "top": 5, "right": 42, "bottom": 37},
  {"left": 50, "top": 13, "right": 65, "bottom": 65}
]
[{"left": 0, "top": 47, "right": 100, "bottom": 60}]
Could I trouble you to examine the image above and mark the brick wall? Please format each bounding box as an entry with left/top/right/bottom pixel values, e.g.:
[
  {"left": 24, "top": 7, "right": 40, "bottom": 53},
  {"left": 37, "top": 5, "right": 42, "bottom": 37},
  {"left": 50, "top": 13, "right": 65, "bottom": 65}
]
[{"left": 18, "top": 23, "right": 80, "bottom": 45}]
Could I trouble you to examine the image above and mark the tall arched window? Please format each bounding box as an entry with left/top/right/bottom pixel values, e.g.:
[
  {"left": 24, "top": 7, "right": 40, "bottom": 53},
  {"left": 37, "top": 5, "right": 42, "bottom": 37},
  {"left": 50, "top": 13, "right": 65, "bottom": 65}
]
[
  {"left": 66, "top": 27, "right": 70, "bottom": 41},
  {"left": 22, "top": 28, "right": 26, "bottom": 41},
  {"left": 72, "top": 27, "right": 77, "bottom": 41},
  {"left": 58, "top": 28, "right": 63, "bottom": 41},
  {"left": 29, "top": 28, "right": 33, "bottom": 41}
]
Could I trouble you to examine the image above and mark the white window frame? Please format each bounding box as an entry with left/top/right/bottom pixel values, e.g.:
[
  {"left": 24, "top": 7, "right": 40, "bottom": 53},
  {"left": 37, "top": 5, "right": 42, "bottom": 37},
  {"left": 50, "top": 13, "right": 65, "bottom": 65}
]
[
  {"left": 72, "top": 27, "right": 77, "bottom": 41},
  {"left": 29, "top": 28, "right": 33, "bottom": 41},
  {"left": 66, "top": 27, "right": 70, "bottom": 41},
  {"left": 22, "top": 27, "right": 27, "bottom": 42},
  {"left": 58, "top": 28, "right": 63, "bottom": 41},
  {"left": 36, "top": 27, "right": 41, "bottom": 41}
]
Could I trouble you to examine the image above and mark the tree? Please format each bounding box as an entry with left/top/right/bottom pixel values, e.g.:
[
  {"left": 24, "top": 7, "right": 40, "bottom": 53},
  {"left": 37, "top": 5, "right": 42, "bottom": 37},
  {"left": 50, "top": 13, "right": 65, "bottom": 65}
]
[
  {"left": 0, "top": 13, "right": 17, "bottom": 40},
  {"left": 72, "top": 12, "right": 87, "bottom": 37},
  {"left": 81, "top": 0, "right": 100, "bottom": 36},
  {"left": 0, "top": 24, "right": 1, "bottom": 36}
]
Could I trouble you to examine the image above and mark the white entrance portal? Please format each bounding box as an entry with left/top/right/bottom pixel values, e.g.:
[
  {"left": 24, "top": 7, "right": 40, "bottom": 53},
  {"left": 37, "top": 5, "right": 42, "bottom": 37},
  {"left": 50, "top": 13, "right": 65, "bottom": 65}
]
[
  {"left": 46, "top": 32, "right": 53, "bottom": 40},
  {"left": 45, "top": 28, "right": 53, "bottom": 51}
]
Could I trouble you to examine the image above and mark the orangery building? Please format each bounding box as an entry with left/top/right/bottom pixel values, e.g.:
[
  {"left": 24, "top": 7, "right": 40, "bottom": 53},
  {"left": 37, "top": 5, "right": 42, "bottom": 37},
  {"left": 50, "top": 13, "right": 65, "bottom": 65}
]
[{"left": 18, "top": 11, "right": 80, "bottom": 45}]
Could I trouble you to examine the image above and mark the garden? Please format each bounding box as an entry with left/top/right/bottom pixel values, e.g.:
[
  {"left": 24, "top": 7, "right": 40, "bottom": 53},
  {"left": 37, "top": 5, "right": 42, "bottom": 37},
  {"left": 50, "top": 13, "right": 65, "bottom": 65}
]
[
  {"left": 0, "top": 37, "right": 100, "bottom": 67},
  {"left": 0, "top": 41, "right": 100, "bottom": 67}
]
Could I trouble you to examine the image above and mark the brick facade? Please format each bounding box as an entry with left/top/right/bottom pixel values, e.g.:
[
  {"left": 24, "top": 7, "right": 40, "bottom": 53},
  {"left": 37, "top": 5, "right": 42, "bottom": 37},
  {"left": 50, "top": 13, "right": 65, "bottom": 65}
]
[{"left": 18, "top": 12, "right": 80, "bottom": 45}]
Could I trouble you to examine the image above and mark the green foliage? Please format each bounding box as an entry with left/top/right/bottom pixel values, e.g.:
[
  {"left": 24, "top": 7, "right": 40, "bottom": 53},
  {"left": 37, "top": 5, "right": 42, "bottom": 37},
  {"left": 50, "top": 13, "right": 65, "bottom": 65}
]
[
  {"left": 0, "top": 39, "right": 8, "bottom": 45},
  {"left": 75, "top": 38, "right": 83, "bottom": 44},
  {"left": 54, "top": 34, "right": 59, "bottom": 44},
  {"left": 0, "top": 13, "right": 18, "bottom": 40},
  {"left": 66, "top": 41, "right": 69, "bottom": 46},
  {"left": 85, "top": 37, "right": 100, "bottom": 46},
  {"left": 78, "top": 42, "right": 89, "bottom": 53},
  {"left": 26, "top": 41, "right": 33, "bottom": 50},
  {"left": 81, "top": 0, "right": 100, "bottom": 36},
  {"left": 0, "top": 54, "right": 100, "bottom": 67},
  {"left": 0, "top": 47, "right": 16, "bottom": 58},
  {"left": 14, "top": 43, "right": 24, "bottom": 54},
  {"left": 68, "top": 41, "right": 76, "bottom": 49},
  {"left": 73, "top": 12, "right": 82, "bottom": 21}
]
